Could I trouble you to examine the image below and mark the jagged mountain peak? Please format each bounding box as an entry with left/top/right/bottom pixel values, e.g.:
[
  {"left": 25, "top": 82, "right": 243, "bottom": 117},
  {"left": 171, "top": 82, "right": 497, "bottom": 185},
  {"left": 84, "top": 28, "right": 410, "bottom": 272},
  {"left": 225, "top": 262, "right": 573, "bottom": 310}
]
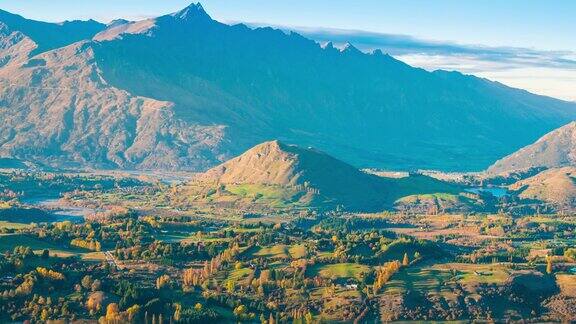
[
  {"left": 322, "top": 41, "right": 335, "bottom": 49},
  {"left": 341, "top": 42, "right": 362, "bottom": 54},
  {"left": 3, "top": 6, "right": 576, "bottom": 172},
  {"left": 171, "top": 2, "right": 212, "bottom": 22},
  {"left": 94, "top": 2, "right": 214, "bottom": 41}
]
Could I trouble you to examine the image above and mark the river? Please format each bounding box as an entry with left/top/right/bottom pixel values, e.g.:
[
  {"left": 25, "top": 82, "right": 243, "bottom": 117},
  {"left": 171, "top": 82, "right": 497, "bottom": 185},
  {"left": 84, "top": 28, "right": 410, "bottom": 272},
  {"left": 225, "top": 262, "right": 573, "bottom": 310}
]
[{"left": 23, "top": 197, "right": 96, "bottom": 223}]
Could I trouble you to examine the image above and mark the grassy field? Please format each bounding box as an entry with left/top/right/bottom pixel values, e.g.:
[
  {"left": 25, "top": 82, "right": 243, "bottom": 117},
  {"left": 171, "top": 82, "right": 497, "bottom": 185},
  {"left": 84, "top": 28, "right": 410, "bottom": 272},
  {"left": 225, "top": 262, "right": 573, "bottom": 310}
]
[
  {"left": 0, "top": 233, "right": 63, "bottom": 251},
  {"left": 223, "top": 184, "right": 308, "bottom": 208},
  {"left": 0, "top": 207, "right": 57, "bottom": 229},
  {"left": 157, "top": 232, "right": 231, "bottom": 244},
  {"left": 253, "top": 244, "right": 290, "bottom": 259},
  {"left": 227, "top": 267, "right": 252, "bottom": 283},
  {"left": 224, "top": 227, "right": 264, "bottom": 233},
  {"left": 0, "top": 220, "right": 34, "bottom": 230},
  {"left": 384, "top": 262, "right": 513, "bottom": 302},
  {"left": 556, "top": 274, "right": 576, "bottom": 297},
  {"left": 307, "top": 263, "right": 370, "bottom": 280},
  {"left": 0, "top": 233, "right": 100, "bottom": 260},
  {"left": 397, "top": 193, "right": 460, "bottom": 204},
  {"left": 433, "top": 263, "right": 511, "bottom": 287},
  {"left": 309, "top": 285, "right": 363, "bottom": 322},
  {"left": 251, "top": 244, "right": 308, "bottom": 260},
  {"left": 380, "top": 262, "right": 527, "bottom": 321},
  {"left": 226, "top": 184, "right": 288, "bottom": 199},
  {"left": 378, "top": 239, "right": 434, "bottom": 263},
  {"left": 384, "top": 264, "right": 455, "bottom": 297},
  {"left": 289, "top": 244, "right": 307, "bottom": 259},
  {"left": 81, "top": 252, "right": 107, "bottom": 261}
]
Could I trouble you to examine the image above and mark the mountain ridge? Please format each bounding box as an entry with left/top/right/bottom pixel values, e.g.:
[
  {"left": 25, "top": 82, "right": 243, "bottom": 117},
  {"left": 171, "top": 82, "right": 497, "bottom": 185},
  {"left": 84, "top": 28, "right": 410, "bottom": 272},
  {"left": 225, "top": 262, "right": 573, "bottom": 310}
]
[
  {"left": 509, "top": 166, "right": 576, "bottom": 211},
  {"left": 0, "top": 9, "right": 105, "bottom": 54},
  {"left": 0, "top": 39, "right": 229, "bottom": 170},
  {"left": 89, "top": 3, "right": 576, "bottom": 171},
  {"left": 1, "top": 3, "right": 576, "bottom": 171},
  {"left": 489, "top": 121, "right": 576, "bottom": 174}
]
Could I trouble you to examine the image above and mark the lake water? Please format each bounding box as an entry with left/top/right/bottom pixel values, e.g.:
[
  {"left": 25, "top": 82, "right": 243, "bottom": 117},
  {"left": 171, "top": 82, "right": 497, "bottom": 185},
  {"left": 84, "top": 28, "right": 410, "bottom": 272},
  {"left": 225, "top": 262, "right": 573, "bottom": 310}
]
[
  {"left": 23, "top": 197, "right": 96, "bottom": 223},
  {"left": 465, "top": 187, "right": 508, "bottom": 198}
]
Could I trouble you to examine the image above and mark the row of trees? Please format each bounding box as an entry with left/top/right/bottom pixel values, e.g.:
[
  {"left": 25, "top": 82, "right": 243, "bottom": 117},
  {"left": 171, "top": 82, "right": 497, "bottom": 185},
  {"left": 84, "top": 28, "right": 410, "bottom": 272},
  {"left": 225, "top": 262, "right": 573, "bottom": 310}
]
[
  {"left": 183, "top": 243, "right": 241, "bottom": 289},
  {"left": 373, "top": 260, "right": 402, "bottom": 294},
  {"left": 70, "top": 238, "right": 102, "bottom": 251}
]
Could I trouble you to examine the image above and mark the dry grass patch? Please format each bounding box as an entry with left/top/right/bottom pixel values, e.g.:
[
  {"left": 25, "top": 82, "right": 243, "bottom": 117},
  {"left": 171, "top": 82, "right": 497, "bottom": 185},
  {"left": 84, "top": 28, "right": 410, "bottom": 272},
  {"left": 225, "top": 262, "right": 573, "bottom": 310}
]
[{"left": 557, "top": 274, "right": 576, "bottom": 297}]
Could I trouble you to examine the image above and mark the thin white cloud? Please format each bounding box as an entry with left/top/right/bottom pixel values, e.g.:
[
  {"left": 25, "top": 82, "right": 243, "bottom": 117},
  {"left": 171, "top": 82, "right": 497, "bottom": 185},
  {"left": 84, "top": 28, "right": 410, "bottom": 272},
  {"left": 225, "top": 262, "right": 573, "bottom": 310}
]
[
  {"left": 239, "top": 22, "right": 576, "bottom": 102},
  {"left": 290, "top": 26, "right": 576, "bottom": 70}
]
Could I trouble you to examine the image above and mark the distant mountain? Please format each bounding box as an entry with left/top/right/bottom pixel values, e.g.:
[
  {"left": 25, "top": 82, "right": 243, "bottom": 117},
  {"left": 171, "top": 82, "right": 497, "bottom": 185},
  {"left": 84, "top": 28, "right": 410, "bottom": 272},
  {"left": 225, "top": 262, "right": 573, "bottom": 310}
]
[
  {"left": 489, "top": 121, "right": 576, "bottom": 174},
  {"left": 509, "top": 167, "right": 576, "bottom": 211},
  {"left": 106, "top": 19, "right": 132, "bottom": 29},
  {"left": 190, "top": 140, "right": 460, "bottom": 211},
  {"left": 1, "top": 3, "right": 576, "bottom": 171},
  {"left": 0, "top": 9, "right": 105, "bottom": 55}
]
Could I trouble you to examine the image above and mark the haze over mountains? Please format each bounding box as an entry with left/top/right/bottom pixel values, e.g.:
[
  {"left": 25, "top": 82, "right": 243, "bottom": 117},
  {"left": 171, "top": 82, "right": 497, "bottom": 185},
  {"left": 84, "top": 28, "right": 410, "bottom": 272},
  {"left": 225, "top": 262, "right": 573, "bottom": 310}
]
[{"left": 1, "top": 3, "right": 576, "bottom": 172}]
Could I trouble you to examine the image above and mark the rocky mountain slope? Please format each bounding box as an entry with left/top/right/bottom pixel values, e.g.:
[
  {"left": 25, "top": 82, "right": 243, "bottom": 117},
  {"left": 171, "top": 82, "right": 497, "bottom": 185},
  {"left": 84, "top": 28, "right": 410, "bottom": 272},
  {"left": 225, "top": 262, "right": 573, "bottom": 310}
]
[
  {"left": 191, "top": 140, "right": 460, "bottom": 211},
  {"left": 0, "top": 31, "right": 228, "bottom": 170},
  {"left": 0, "top": 21, "right": 36, "bottom": 66},
  {"left": 1, "top": 3, "right": 576, "bottom": 171},
  {"left": 509, "top": 167, "right": 576, "bottom": 211},
  {"left": 489, "top": 122, "right": 576, "bottom": 174}
]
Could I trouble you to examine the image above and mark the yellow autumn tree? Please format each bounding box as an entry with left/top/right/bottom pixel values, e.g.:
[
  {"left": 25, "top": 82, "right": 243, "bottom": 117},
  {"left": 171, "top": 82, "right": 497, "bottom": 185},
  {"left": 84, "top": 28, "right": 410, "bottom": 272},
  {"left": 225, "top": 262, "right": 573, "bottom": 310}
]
[
  {"left": 373, "top": 260, "right": 401, "bottom": 294},
  {"left": 126, "top": 304, "right": 140, "bottom": 321},
  {"left": 106, "top": 303, "right": 120, "bottom": 320},
  {"left": 402, "top": 253, "right": 410, "bottom": 266},
  {"left": 173, "top": 303, "right": 182, "bottom": 322},
  {"left": 156, "top": 274, "right": 170, "bottom": 290}
]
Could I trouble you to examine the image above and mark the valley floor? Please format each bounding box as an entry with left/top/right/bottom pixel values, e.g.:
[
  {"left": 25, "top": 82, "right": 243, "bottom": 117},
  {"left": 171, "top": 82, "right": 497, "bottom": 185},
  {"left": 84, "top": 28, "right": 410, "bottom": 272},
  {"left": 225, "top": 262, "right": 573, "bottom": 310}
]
[{"left": 0, "top": 168, "right": 575, "bottom": 322}]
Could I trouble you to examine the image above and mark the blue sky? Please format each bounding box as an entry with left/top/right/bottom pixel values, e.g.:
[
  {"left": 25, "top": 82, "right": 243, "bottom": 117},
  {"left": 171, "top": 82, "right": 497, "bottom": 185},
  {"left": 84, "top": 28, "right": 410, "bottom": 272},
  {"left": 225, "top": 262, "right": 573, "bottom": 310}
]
[{"left": 1, "top": 0, "right": 574, "bottom": 100}]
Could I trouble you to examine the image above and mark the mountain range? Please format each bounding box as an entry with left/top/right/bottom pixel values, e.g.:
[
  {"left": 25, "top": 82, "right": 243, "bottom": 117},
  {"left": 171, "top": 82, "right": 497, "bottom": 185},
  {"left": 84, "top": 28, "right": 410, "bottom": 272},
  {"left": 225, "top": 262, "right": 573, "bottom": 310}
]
[{"left": 1, "top": 3, "right": 576, "bottom": 172}]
